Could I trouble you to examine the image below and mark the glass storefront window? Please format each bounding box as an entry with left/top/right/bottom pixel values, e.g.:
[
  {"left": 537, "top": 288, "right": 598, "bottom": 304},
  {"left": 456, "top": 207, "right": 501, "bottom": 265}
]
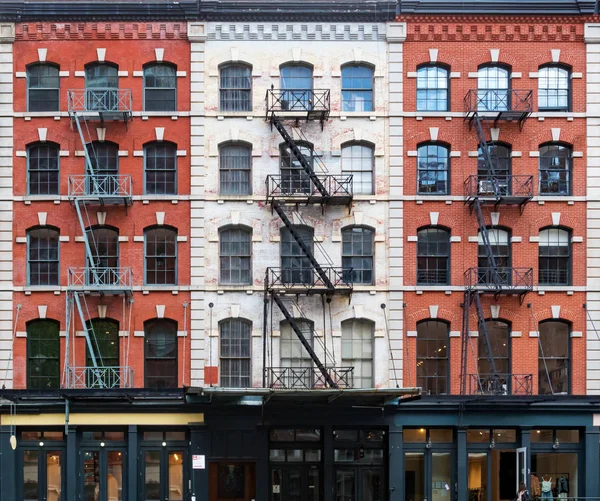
[
  {"left": 270, "top": 449, "right": 285, "bottom": 462},
  {"left": 467, "top": 430, "right": 490, "bottom": 443},
  {"left": 532, "top": 430, "right": 554, "bottom": 443},
  {"left": 334, "top": 430, "right": 358, "bottom": 442},
  {"left": 531, "top": 453, "right": 578, "bottom": 500},
  {"left": 83, "top": 451, "right": 100, "bottom": 501},
  {"left": 430, "top": 429, "right": 453, "bottom": 443},
  {"left": 168, "top": 452, "right": 183, "bottom": 501},
  {"left": 468, "top": 453, "right": 487, "bottom": 501},
  {"left": 556, "top": 430, "right": 579, "bottom": 443},
  {"left": 493, "top": 429, "right": 516, "bottom": 442},
  {"left": 107, "top": 451, "right": 123, "bottom": 501}
]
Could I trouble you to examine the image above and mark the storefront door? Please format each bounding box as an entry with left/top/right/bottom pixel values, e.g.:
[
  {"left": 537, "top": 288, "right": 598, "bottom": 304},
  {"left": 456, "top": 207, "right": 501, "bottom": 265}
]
[
  {"left": 208, "top": 462, "right": 256, "bottom": 501},
  {"left": 405, "top": 451, "right": 455, "bottom": 501},
  {"left": 270, "top": 465, "right": 321, "bottom": 501},
  {"left": 141, "top": 449, "right": 186, "bottom": 501},
  {"left": 20, "top": 448, "right": 65, "bottom": 501},
  {"left": 81, "top": 448, "right": 125, "bottom": 501}
]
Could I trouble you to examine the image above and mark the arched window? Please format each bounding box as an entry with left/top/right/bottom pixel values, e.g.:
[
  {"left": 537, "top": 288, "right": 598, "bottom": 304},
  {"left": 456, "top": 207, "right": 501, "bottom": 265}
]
[
  {"left": 220, "top": 64, "right": 252, "bottom": 112},
  {"left": 538, "top": 321, "right": 570, "bottom": 395},
  {"left": 417, "top": 143, "right": 449, "bottom": 195},
  {"left": 341, "top": 143, "right": 374, "bottom": 195},
  {"left": 416, "top": 64, "right": 449, "bottom": 112},
  {"left": 341, "top": 65, "right": 374, "bottom": 112},
  {"left": 341, "top": 319, "right": 374, "bottom": 388},
  {"left": 219, "top": 142, "right": 252, "bottom": 195},
  {"left": 539, "top": 143, "right": 572, "bottom": 196},
  {"left": 417, "top": 227, "right": 450, "bottom": 285},
  {"left": 27, "top": 226, "right": 59, "bottom": 286},
  {"left": 85, "top": 62, "right": 119, "bottom": 111},
  {"left": 417, "top": 320, "right": 449, "bottom": 395},
  {"left": 220, "top": 227, "right": 252, "bottom": 285},
  {"left": 85, "top": 62, "right": 118, "bottom": 88},
  {"left": 27, "top": 142, "right": 60, "bottom": 195},
  {"left": 280, "top": 319, "right": 314, "bottom": 388},
  {"left": 86, "top": 226, "right": 119, "bottom": 285},
  {"left": 478, "top": 320, "right": 511, "bottom": 393},
  {"left": 281, "top": 225, "right": 313, "bottom": 284},
  {"left": 27, "top": 319, "right": 60, "bottom": 389},
  {"left": 144, "top": 226, "right": 177, "bottom": 285},
  {"left": 144, "top": 63, "right": 177, "bottom": 111},
  {"left": 342, "top": 227, "right": 374, "bottom": 285},
  {"left": 86, "top": 319, "right": 119, "bottom": 387},
  {"left": 538, "top": 65, "right": 570, "bottom": 112},
  {"left": 539, "top": 227, "right": 571, "bottom": 286},
  {"left": 86, "top": 141, "right": 119, "bottom": 176},
  {"left": 27, "top": 63, "right": 60, "bottom": 112},
  {"left": 280, "top": 141, "right": 313, "bottom": 194},
  {"left": 219, "top": 318, "right": 251, "bottom": 388},
  {"left": 144, "top": 141, "right": 177, "bottom": 195},
  {"left": 477, "top": 143, "right": 511, "bottom": 196},
  {"left": 144, "top": 319, "right": 178, "bottom": 388},
  {"left": 280, "top": 64, "right": 313, "bottom": 110},
  {"left": 477, "top": 65, "right": 510, "bottom": 112},
  {"left": 478, "top": 228, "right": 510, "bottom": 285}
]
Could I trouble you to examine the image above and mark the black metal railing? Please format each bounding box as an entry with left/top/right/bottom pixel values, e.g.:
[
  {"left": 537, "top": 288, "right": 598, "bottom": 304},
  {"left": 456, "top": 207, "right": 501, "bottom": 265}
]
[
  {"left": 265, "top": 366, "right": 354, "bottom": 389},
  {"left": 68, "top": 174, "right": 133, "bottom": 199},
  {"left": 464, "top": 89, "right": 533, "bottom": 115},
  {"left": 465, "top": 267, "right": 533, "bottom": 292},
  {"left": 68, "top": 88, "right": 132, "bottom": 114},
  {"left": 266, "top": 89, "right": 330, "bottom": 116},
  {"left": 464, "top": 175, "right": 534, "bottom": 199},
  {"left": 466, "top": 373, "right": 533, "bottom": 396},
  {"left": 266, "top": 267, "right": 353, "bottom": 292},
  {"left": 266, "top": 174, "right": 352, "bottom": 200}
]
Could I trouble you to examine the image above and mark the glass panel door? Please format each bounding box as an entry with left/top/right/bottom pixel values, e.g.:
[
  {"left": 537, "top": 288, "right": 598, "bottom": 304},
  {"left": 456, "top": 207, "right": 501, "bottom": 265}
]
[
  {"left": 83, "top": 451, "right": 100, "bottom": 501},
  {"left": 23, "top": 450, "right": 40, "bottom": 501},
  {"left": 46, "top": 451, "right": 62, "bottom": 501},
  {"left": 468, "top": 453, "right": 488, "bottom": 501},
  {"left": 362, "top": 469, "right": 383, "bottom": 501},
  {"left": 432, "top": 453, "right": 452, "bottom": 501},
  {"left": 336, "top": 470, "right": 355, "bottom": 501},
  {"left": 405, "top": 453, "right": 425, "bottom": 501},
  {"left": 143, "top": 449, "right": 186, "bottom": 501},
  {"left": 168, "top": 452, "right": 184, "bottom": 501},
  {"left": 21, "top": 449, "right": 64, "bottom": 501},
  {"left": 307, "top": 467, "right": 320, "bottom": 501},
  {"left": 516, "top": 448, "right": 527, "bottom": 492},
  {"left": 144, "top": 451, "right": 162, "bottom": 501},
  {"left": 107, "top": 451, "right": 123, "bottom": 501}
]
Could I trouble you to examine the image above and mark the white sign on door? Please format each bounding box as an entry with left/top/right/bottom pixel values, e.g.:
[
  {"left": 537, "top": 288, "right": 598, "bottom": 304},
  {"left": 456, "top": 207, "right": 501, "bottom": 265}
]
[{"left": 192, "top": 454, "right": 205, "bottom": 469}]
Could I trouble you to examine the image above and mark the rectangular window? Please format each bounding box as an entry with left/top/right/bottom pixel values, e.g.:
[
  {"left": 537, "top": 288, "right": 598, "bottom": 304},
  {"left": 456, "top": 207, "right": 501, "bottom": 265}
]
[
  {"left": 28, "top": 145, "right": 59, "bottom": 195},
  {"left": 28, "top": 64, "right": 60, "bottom": 112},
  {"left": 220, "top": 145, "right": 252, "bottom": 195},
  {"left": 341, "top": 66, "right": 374, "bottom": 112},
  {"left": 220, "top": 65, "right": 252, "bottom": 112},
  {"left": 220, "top": 228, "right": 251, "bottom": 284},
  {"left": 341, "top": 320, "right": 373, "bottom": 389},
  {"left": 220, "top": 320, "right": 251, "bottom": 388},
  {"left": 341, "top": 144, "right": 374, "bottom": 195}
]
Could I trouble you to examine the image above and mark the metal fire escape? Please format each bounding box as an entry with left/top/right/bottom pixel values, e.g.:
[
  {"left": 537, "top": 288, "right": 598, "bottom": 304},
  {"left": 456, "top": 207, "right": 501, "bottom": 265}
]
[
  {"left": 263, "top": 88, "right": 354, "bottom": 389},
  {"left": 64, "top": 88, "right": 134, "bottom": 389},
  {"left": 460, "top": 88, "right": 534, "bottom": 396}
]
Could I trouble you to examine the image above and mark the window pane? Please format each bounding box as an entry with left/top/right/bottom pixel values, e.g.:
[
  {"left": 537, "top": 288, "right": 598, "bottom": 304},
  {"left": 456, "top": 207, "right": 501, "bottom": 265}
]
[
  {"left": 280, "top": 143, "right": 313, "bottom": 195},
  {"left": 145, "top": 319, "right": 178, "bottom": 388},
  {"left": 144, "top": 64, "right": 177, "bottom": 111},
  {"left": 477, "top": 66, "right": 509, "bottom": 112},
  {"left": 416, "top": 321, "right": 449, "bottom": 395},
  {"left": 145, "top": 143, "right": 177, "bottom": 195},
  {"left": 281, "top": 226, "right": 314, "bottom": 285},
  {"left": 83, "top": 451, "right": 100, "bottom": 501},
  {"left": 220, "top": 65, "right": 252, "bottom": 111},
  {"left": 85, "top": 63, "right": 118, "bottom": 88},
  {"left": 145, "top": 228, "right": 177, "bottom": 285},
  {"left": 539, "top": 67, "right": 570, "bottom": 111},
  {"left": 341, "top": 65, "right": 374, "bottom": 112},
  {"left": 28, "top": 228, "right": 60, "bottom": 286},
  {"left": 341, "top": 320, "right": 373, "bottom": 388},
  {"left": 341, "top": 144, "right": 374, "bottom": 195},
  {"left": 405, "top": 453, "right": 425, "bottom": 501},
  {"left": 28, "top": 64, "right": 60, "bottom": 112},
  {"left": 220, "top": 144, "right": 252, "bottom": 195},
  {"left": 220, "top": 319, "right": 251, "bottom": 388},
  {"left": 417, "top": 228, "right": 450, "bottom": 285},
  {"left": 28, "top": 144, "right": 60, "bottom": 195},
  {"left": 86, "top": 319, "right": 120, "bottom": 386},
  {"left": 403, "top": 429, "right": 427, "bottom": 443},
  {"left": 341, "top": 227, "right": 374, "bottom": 285},
  {"left": 468, "top": 453, "right": 487, "bottom": 501},
  {"left": 531, "top": 453, "right": 578, "bottom": 499},
  {"left": 538, "top": 321, "right": 570, "bottom": 395},
  {"left": 417, "top": 144, "right": 449, "bottom": 195},
  {"left": 416, "top": 66, "right": 449, "bottom": 111}
]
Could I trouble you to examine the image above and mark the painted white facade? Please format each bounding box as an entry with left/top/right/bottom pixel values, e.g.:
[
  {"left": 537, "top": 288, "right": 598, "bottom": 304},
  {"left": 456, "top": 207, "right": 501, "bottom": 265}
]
[
  {"left": 0, "top": 24, "right": 14, "bottom": 388},
  {"left": 586, "top": 23, "right": 600, "bottom": 393},
  {"left": 189, "top": 21, "right": 402, "bottom": 388}
]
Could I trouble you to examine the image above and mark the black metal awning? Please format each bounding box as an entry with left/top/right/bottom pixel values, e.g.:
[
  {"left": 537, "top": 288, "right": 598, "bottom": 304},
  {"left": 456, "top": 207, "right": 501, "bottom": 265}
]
[{"left": 184, "top": 387, "right": 421, "bottom": 407}]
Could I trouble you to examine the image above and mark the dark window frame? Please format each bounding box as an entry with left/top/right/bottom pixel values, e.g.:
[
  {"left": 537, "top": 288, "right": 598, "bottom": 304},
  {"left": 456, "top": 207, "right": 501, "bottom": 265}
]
[
  {"left": 478, "top": 226, "right": 511, "bottom": 285},
  {"left": 477, "top": 63, "right": 511, "bottom": 112},
  {"left": 538, "top": 63, "right": 571, "bottom": 112},
  {"left": 144, "top": 141, "right": 177, "bottom": 195},
  {"left": 279, "top": 140, "right": 313, "bottom": 194},
  {"left": 538, "top": 320, "right": 571, "bottom": 395},
  {"left": 280, "top": 63, "right": 314, "bottom": 111},
  {"left": 416, "top": 319, "right": 450, "bottom": 396},
  {"left": 539, "top": 142, "right": 572, "bottom": 196},
  {"left": 27, "top": 318, "right": 60, "bottom": 389},
  {"left": 219, "top": 141, "right": 252, "bottom": 195},
  {"left": 538, "top": 226, "right": 571, "bottom": 286},
  {"left": 219, "top": 318, "right": 252, "bottom": 388},
  {"left": 341, "top": 226, "right": 374, "bottom": 285},
  {"left": 478, "top": 319, "right": 512, "bottom": 379},
  {"left": 341, "top": 319, "right": 374, "bottom": 389},
  {"left": 417, "top": 142, "right": 450, "bottom": 195},
  {"left": 477, "top": 142, "right": 512, "bottom": 196},
  {"left": 417, "top": 226, "right": 450, "bottom": 285},
  {"left": 416, "top": 63, "right": 450, "bottom": 112},
  {"left": 26, "top": 62, "right": 60, "bottom": 112},
  {"left": 27, "top": 225, "right": 60, "bottom": 286},
  {"left": 85, "top": 318, "right": 120, "bottom": 370},
  {"left": 27, "top": 141, "right": 60, "bottom": 196},
  {"left": 144, "top": 225, "right": 178, "bottom": 285},
  {"left": 144, "top": 318, "right": 178, "bottom": 389},
  {"left": 143, "top": 62, "right": 177, "bottom": 112},
  {"left": 219, "top": 226, "right": 252, "bottom": 285},
  {"left": 219, "top": 63, "right": 252, "bottom": 112},
  {"left": 341, "top": 63, "right": 374, "bottom": 112},
  {"left": 84, "top": 61, "right": 119, "bottom": 89},
  {"left": 281, "top": 225, "right": 314, "bottom": 284}
]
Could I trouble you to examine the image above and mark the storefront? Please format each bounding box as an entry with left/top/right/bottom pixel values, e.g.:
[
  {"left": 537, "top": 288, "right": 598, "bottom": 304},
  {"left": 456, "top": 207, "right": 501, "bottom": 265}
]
[{"left": 1, "top": 390, "right": 600, "bottom": 501}]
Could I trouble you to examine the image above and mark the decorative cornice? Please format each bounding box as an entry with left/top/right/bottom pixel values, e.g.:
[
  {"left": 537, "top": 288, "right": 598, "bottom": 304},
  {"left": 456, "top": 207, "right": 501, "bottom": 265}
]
[
  {"left": 401, "top": 18, "right": 586, "bottom": 43},
  {"left": 15, "top": 22, "right": 188, "bottom": 41}
]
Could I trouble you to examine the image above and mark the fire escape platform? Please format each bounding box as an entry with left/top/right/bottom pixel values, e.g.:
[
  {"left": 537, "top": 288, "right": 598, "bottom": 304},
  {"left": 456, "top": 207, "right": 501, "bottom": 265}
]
[
  {"left": 265, "top": 89, "right": 331, "bottom": 124},
  {"left": 68, "top": 174, "right": 133, "bottom": 207},
  {"left": 465, "top": 267, "right": 534, "bottom": 297},
  {"left": 266, "top": 267, "right": 353, "bottom": 296},
  {"left": 67, "top": 88, "right": 133, "bottom": 123},
  {"left": 67, "top": 267, "right": 134, "bottom": 297},
  {"left": 464, "top": 89, "right": 533, "bottom": 130}
]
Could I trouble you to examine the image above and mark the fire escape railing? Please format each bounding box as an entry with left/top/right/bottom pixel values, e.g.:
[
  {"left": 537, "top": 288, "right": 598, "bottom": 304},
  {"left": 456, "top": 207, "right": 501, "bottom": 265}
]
[
  {"left": 460, "top": 91, "right": 533, "bottom": 395},
  {"left": 264, "top": 92, "right": 354, "bottom": 389},
  {"left": 64, "top": 91, "right": 134, "bottom": 389}
]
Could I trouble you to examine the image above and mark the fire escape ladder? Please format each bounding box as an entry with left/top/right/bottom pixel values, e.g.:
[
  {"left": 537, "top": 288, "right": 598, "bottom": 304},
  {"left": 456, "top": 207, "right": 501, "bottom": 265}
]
[
  {"left": 271, "top": 115, "right": 329, "bottom": 198},
  {"left": 472, "top": 291, "right": 500, "bottom": 393},
  {"left": 271, "top": 293, "right": 338, "bottom": 389},
  {"left": 472, "top": 199, "right": 498, "bottom": 273},
  {"left": 272, "top": 201, "right": 335, "bottom": 291}
]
